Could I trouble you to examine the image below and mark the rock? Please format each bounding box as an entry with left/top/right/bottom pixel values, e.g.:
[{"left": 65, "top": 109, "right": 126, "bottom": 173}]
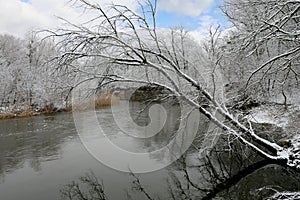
[{"left": 277, "top": 139, "right": 292, "bottom": 148}]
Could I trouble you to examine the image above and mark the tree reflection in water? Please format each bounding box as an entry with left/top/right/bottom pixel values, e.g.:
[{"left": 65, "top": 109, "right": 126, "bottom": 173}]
[
  {"left": 61, "top": 135, "right": 300, "bottom": 200},
  {"left": 0, "top": 113, "right": 76, "bottom": 177}
]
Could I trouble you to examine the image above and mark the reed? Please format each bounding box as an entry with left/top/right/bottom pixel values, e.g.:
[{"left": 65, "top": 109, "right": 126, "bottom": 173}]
[
  {"left": 0, "top": 112, "right": 15, "bottom": 120},
  {"left": 0, "top": 110, "right": 40, "bottom": 120},
  {"left": 95, "top": 92, "right": 119, "bottom": 108},
  {"left": 72, "top": 91, "right": 119, "bottom": 111},
  {"left": 0, "top": 91, "right": 119, "bottom": 119}
]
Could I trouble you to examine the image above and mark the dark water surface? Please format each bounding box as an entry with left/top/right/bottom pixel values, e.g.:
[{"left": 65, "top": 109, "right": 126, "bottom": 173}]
[
  {"left": 0, "top": 102, "right": 299, "bottom": 200},
  {"left": 0, "top": 108, "right": 168, "bottom": 200}
]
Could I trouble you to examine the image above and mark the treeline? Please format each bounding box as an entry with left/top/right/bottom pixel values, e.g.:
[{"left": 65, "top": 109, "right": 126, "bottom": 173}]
[
  {"left": 220, "top": 0, "right": 300, "bottom": 108},
  {"left": 1, "top": 0, "right": 299, "bottom": 116},
  {"left": 0, "top": 33, "right": 73, "bottom": 114}
]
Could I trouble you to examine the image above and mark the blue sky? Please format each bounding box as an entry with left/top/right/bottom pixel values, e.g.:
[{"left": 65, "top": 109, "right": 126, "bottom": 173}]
[
  {"left": 155, "top": 0, "right": 228, "bottom": 30},
  {"left": 0, "top": 0, "right": 229, "bottom": 37}
]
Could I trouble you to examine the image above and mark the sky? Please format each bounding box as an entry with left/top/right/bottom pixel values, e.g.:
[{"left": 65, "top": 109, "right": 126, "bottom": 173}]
[{"left": 0, "top": 0, "right": 229, "bottom": 39}]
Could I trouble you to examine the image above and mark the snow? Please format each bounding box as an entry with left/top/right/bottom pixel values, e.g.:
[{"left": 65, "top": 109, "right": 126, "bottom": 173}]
[
  {"left": 277, "top": 149, "right": 290, "bottom": 159},
  {"left": 246, "top": 104, "right": 300, "bottom": 169},
  {"left": 245, "top": 102, "right": 300, "bottom": 130},
  {"left": 0, "top": 106, "right": 14, "bottom": 113},
  {"left": 268, "top": 191, "right": 300, "bottom": 200},
  {"left": 277, "top": 134, "right": 300, "bottom": 169},
  {"left": 246, "top": 107, "right": 289, "bottom": 128},
  {"left": 0, "top": 106, "right": 5, "bottom": 112},
  {"left": 286, "top": 134, "right": 300, "bottom": 169},
  {"left": 269, "top": 90, "right": 300, "bottom": 106}
]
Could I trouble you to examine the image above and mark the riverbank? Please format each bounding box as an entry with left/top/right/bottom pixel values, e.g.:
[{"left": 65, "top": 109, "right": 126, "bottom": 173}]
[
  {"left": 1, "top": 87, "right": 300, "bottom": 142},
  {"left": 0, "top": 91, "right": 119, "bottom": 120},
  {"left": 245, "top": 103, "right": 300, "bottom": 145},
  {"left": 0, "top": 106, "right": 70, "bottom": 120},
  {"left": 0, "top": 86, "right": 171, "bottom": 120}
]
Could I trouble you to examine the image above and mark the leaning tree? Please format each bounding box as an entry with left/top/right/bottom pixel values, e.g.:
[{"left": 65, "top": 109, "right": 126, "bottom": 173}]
[{"left": 49, "top": 0, "right": 300, "bottom": 171}]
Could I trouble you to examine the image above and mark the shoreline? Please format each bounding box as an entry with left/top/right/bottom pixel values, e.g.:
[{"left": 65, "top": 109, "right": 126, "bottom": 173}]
[
  {"left": 0, "top": 107, "right": 71, "bottom": 120},
  {"left": 0, "top": 92, "right": 119, "bottom": 120}
]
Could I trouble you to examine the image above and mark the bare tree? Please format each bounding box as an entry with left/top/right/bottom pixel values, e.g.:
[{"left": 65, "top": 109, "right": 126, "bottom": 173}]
[
  {"left": 0, "top": 34, "right": 26, "bottom": 107},
  {"left": 60, "top": 172, "right": 106, "bottom": 200},
  {"left": 50, "top": 0, "right": 299, "bottom": 172},
  {"left": 0, "top": 33, "right": 74, "bottom": 114},
  {"left": 60, "top": 138, "right": 290, "bottom": 199},
  {"left": 222, "top": 0, "right": 300, "bottom": 107}
]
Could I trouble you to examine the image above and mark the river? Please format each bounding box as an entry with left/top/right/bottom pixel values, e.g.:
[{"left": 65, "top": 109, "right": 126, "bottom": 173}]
[{"left": 0, "top": 101, "right": 299, "bottom": 200}]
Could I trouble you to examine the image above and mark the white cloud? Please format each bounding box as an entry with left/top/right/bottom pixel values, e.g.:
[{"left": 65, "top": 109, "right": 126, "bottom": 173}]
[
  {"left": 0, "top": 0, "right": 46, "bottom": 36},
  {"left": 189, "top": 15, "right": 219, "bottom": 43},
  {"left": 158, "top": 0, "right": 214, "bottom": 17},
  {"left": 189, "top": 15, "right": 235, "bottom": 44},
  {"left": 0, "top": 0, "right": 140, "bottom": 37},
  {"left": 0, "top": 0, "right": 219, "bottom": 39}
]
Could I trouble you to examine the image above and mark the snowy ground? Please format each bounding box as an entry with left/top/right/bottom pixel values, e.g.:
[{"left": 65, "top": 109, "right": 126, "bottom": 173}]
[
  {"left": 246, "top": 104, "right": 300, "bottom": 130},
  {"left": 243, "top": 101, "right": 300, "bottom": 170},
  {"left": 245, "top": 89, "right": 300, "bottom": 127},
  {"left": 267, "top": 191, "right": 300, "bottom": 200}
]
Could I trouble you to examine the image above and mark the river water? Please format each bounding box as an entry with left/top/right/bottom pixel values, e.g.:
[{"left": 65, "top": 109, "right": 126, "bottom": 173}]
[
  {"left": 0, "top": 101, "right": 299, "bottom": 200},
  {"left": 0, "top": 101, "right": 182, "bottom": 200}
]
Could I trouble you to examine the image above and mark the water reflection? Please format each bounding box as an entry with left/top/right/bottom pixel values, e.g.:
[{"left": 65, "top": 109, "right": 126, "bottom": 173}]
[
  {"left": 0, "top": 101, "right": 299, "bottom": 200},
  {"left": 99, "top": 101, "right": 182, "bottom": 152},
  {"left": 0, "top": 113, "right": 76, "bottom": 176},
  {"left": 75, "top": 100, "right": 203, "bottom": 172},
  {"left": 220, "top": 164, "right": 300, "bottom": 199}
]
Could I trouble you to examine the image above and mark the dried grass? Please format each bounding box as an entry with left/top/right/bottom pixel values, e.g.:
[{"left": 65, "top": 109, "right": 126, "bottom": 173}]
[
  {"left": 0, "top": 92, "right": 119, "bottom": 120},
  {"left": 71, "top": 92, "right": 119, "bottom": 111},
  {"left": 0, "top": 110, "right": 40, "bottom": 120}
]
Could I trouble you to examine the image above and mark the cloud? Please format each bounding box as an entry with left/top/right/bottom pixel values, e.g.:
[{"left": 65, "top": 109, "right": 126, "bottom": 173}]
[
  {"left": 158, "top": 0, "right": 214, "bottom": 17},
  {"left": 189, "top": 15, "right": 219, "bottom": 42},
  {"left": 0, "top": 0, "right": 140, "bottom": 37},
  {"left": 0, "top": 0, "right": 220, "bottom": 39},
  {"left": 189, "top": 15, "right": 235, "bottom": 44},
  {"left": 0, "top": 0, "right": 47, "bottom": 36}
]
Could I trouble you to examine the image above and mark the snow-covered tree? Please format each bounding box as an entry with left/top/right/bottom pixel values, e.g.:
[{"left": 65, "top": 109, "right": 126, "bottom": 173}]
[
  {"left": 0, "top": 33, "right": 73, "bottom": 112},
  {"left": 50, "top": 0, "right": 300, "bottom": 170},
  {"left": 0, "top": 34, "right": 26, "bottom": 108},
  {"left": 222, "top": 0, "right": 300, "bottom": 106}
]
